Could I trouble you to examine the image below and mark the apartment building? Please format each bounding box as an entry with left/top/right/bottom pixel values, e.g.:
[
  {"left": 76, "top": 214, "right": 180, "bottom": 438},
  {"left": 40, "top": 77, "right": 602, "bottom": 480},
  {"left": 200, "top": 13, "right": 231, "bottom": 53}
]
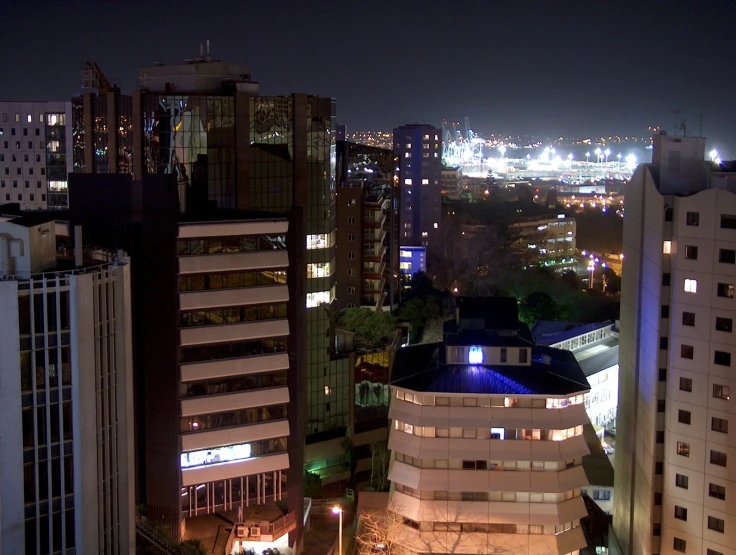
[
  {"left": 0, "top": 102, "right": 72, "bottom": 209},
  {"left": 613, "top": 133, "right": 736, "bottom": 555},
  {"left": 509, "top": 213, "right": 576, "bottom": 269},
  {"left": 387, "top": 297, "right": 591, "bottom": 555},
  {"left": 0, "top": 214, "right": 135, "bottom": 554}
]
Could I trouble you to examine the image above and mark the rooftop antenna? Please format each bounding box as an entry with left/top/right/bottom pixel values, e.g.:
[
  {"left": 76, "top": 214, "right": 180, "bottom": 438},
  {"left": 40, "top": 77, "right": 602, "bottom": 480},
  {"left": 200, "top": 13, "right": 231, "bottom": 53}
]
[
  {"left": 206, "top": 39, "right": 211, "bottom": 62},
  {"left": 671, "top": 109, "right": 683, "bottom": 135}
]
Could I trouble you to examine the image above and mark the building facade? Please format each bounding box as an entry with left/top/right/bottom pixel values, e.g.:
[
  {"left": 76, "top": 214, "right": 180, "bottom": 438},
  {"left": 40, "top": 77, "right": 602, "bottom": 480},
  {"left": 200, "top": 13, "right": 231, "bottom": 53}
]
[
  {"left": 399, "top": 246, "right": 427, "bottom": 281},
  {"left": 613, "top": 133, "right": 736, "bottom": 555},
  {"left": 0, "top": 215, "right": 135, "bottom": 554},
  {"left": 509, "top": 213, "right": 576, "bottom": 269},
  {"left": 0, "top": 102, "right": 72, "bottom": 210},
  {"left": 335, "top": 141, "right": 399, "bottom": 311},
  {"left": 387, "top": 297, "right": 591, "bottom": 555},
  {"left": 393, "top": 124, "right": 442, "bottom": 257}
]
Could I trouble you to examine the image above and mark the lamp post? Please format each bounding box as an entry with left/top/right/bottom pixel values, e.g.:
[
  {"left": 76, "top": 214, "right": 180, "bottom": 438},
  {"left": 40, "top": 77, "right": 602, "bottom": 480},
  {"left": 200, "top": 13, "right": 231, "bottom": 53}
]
[
  {"left": 332, "top": 505, "right": 343, "bottom": 555},
  {"left": 588, "top": 254, "right": 596, "bottom": 289},
  {"left": 617, "top": 153, "right": 622, "bottom": 167},
  {"left": 594, "top": 147, "right": 602, "bottom": 167},
  {"left": 604, "top": 148, "right": 611, "bottom": 165},
  {"left": 585, "top": 151, "right": 590, "bottom": 164}
]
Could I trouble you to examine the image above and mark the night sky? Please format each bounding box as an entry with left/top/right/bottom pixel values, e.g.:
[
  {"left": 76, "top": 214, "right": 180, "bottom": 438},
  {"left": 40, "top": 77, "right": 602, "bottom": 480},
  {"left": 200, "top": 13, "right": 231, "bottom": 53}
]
[{"left": 2, "top": 0, "right": 735, "bottom": 152}]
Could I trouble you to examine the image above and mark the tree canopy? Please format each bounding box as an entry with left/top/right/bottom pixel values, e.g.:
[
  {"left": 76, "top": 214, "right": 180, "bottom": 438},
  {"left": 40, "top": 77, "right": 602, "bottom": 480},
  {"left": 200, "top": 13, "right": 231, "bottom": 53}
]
[{"left": 339, "top": 308, "right": 396, "bottom": 345}]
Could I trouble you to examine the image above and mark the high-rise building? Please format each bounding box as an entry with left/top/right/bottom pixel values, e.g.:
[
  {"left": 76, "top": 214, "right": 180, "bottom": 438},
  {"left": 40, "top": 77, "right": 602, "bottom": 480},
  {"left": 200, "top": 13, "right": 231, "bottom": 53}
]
[
  {"left": 0, "top": 102, "right": 72, "bottom": 209},
  {"left": 0, "top": 214, "right": 135, "bottom": 554},
  {"left": 387, "top": 297, "right": 592, "bottom": 555},
  {"left": 335, "top": 140, "right": 399, "bottom": 311},
  {"left": 612, "top": 133, "right": 736, "bottom": 555},
  {"left": 69, "top": 173, "right": 307, "bottom": 549},
  {"left": 393, "top": 124, "right": 442, "bottom": 257}
]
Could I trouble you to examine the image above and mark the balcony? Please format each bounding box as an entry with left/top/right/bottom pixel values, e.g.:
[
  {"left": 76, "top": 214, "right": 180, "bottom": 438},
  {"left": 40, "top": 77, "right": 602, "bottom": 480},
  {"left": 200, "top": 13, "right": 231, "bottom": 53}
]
[
  {"left": 179, "top": 285, "right": 289, "bottom": 311},
  {"left": 226, "top": 510, "right": 297, "bottom": 553},
  {"left": 179, "top": 319, "right": 289, "bottom": 347}
]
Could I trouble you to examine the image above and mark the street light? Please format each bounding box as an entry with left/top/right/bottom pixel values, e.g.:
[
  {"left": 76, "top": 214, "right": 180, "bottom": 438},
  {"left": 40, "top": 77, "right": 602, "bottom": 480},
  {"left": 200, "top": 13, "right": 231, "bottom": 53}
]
[
  {"left": 332, "top": 505, "right": 343, "bottom": 555},
  {"left": 585, "top": 151, "right": 590, "bottom": 164},
  {"left": 594, "top": 147, "right": 602, "bottom": 166},
  {"left": 587, "top": 261, "right": 596, "bottom": 289},
  {"left": 604, "top": 148, "right": 611, "bottom": 165},
  {"left": 567, "top": 153, "right": 573, "bottom": 169},
  {"left": 498, "top": 145, "right": 506, "bottom": 158},
  {"left": 710, "top": 148, "right": 719, "bottom": 161},
  {"left": 617, "top": 153, "right": 622, "bottom": 166}
]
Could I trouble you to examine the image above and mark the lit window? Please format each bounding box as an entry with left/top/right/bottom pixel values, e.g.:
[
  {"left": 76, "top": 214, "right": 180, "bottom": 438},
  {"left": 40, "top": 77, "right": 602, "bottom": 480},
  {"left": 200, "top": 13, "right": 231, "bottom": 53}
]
[
  {"left": 399, "top": 262, "right": 411, "bottom": 270},
  {"left": 180, "top": 442, "right": 252, "bottom": 469},
  {"left": 405, "top": 143, "right": 411, "bottom": 149},
  {"left": 663, "top": 241, "right": 671, "bottom": 254},
  {"left": 684, "top": 279, "right": 697, "bottom": 293},
  {"left": 26, "top": 113, "right": 32, "bottom": 123},
  {"left": 422, "top": 178, "right": 429, "bottom": 185},
  {"left": 400, "top": 250, "right": 412, "bottom": 257},
  {"left": 404, "top": 152, "right": 411, "bottom": 158},
  {"left": 468, "top": 346, "right": 483, "bottom": 364},
  {"left": 421, "top": 232, "right": 428, "bottom": 237},
  {"left": 433, "top": 223, "right": 438, "bottom": 229},
  {"left": 405, "top": 179, "right": 412, "bottom": 185},
  {"left": 306, "top": 234, "right": 329, "bottom": 250},
  {"left": 324, "top": 386, "right": 331, "bottom": 395},
  {"left": 306, "top": 291, "right": 330, "bottom": 307},
  {"left": 307, "top": 262, "right": 330, "bottom": 278}
]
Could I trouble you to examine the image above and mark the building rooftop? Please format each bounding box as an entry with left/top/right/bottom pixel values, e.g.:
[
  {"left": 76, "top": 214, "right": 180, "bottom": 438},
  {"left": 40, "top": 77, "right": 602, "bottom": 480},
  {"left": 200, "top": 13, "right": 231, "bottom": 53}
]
[
  {"left": 391, "top": 342, "right": 590, "bottom": 396},
  {"left": 533, "top": 321, "right": 613, "bottom": 347}
]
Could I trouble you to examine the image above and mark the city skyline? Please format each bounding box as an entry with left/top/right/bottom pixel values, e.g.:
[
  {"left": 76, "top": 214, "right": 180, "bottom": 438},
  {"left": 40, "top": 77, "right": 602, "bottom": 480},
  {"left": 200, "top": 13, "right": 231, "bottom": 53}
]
[{"left": 3, "top": 1, "right": 736, "bottom": 155}]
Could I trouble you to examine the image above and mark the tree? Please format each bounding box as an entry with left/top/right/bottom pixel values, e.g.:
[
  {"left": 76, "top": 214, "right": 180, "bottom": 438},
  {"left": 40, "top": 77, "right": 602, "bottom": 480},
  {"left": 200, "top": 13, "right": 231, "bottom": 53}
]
[
  {"left": 304, "top": 470, "right": 322, "bottom": 498},
  {"left": 177, "top": 539, "right": 207, "bottom": 555},
  {"left": 420, "top": 317, "right": 446, "bottom": 344},
  {"left": 397, "top": 296, "right": 441, "bottom": 344},
  {"left": 339, "top": 308, "right": 396, "bottom": 345},
  {"left": 519, "top": 291, "right": 558, "bottom": 325}
]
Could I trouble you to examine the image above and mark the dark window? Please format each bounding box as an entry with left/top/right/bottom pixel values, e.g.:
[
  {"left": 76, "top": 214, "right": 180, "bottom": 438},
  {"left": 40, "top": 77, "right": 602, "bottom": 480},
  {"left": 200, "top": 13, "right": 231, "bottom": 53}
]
[
  {"left": 684, "top": 245, "right": 698, "bottom": 260},
  {"left": 708, "top": 516, "right": 725, "bottom": 533},
  {"left": 682, "top": 312, "right": 695, "bottom": 326},
  {"left": 661, "top": 305, "right": 670, "bottom": 318},
  {"left": 678, "top": 410, "right": 691, "bottom": 424},
  {"left": 665, "top": 207, "right": 673, "bottom": 221},
  {"left": 674, "top": 537, "right": 687, "bottom": 552},
  {"left": 713, "top": 384, "right": 730, "bottom": 400},
  {"left": 656, "top": 431, "right": 665, "bottom": 443},
  {"left": 680, "top": 377, "right": 693, "bottom": 391},
  {"left": 677, "top": 441, "right": 690, "bottom": 457},
  {"left": 658, "top": 400, "right": 666, "bottom": 412},
  {"left": 717, "top": 283, "right": 735, "bottom": 298},
  {"left": 715, "top": 351, "right": 731, "bottom": 366},
  {"left": 660, "top": 337, "right": 669, "bottom": 349},
  {"left": 716, "top": 317, "right": 732, "bottom": 332},
  {"left": 519, "top": 349, "right": 528, "bottom": 363},
  {"left": 653, "top": 523, "right": 661, "bottom": 536},
  {"left": 719, "top": 249, "right": 736, "bottom": 264},
  {"left": 708, "top": 549, "right": 724, "bottom": 555},
  {"left": 712, "top": 417, "right": 728, "bottom": 433},
  {"left": 675, "top": 474, "right": 689, "bottom": 489},
  {"left": 655, "top": 461, "right": 663, "bottom": 474},
  {"left": 681, "top": 345, "right": 694, "bottom": 359},
  {"left": 654, "top": 492, "right": 662, "bottom": 505},
  {"left": 659, "top": 368, "right": 667, "bottom": 381},
  {"left": 500, "top": 348, "right": 507, "bottom": 363},
  {"left": 674, "top": 505, "right": 688, "bottom": 521},
  {"left": 663, "top": 273, "right": 671, "bottom": 286},
  {"left": 709, "top": 483, "right": 726, "bottom": 500},
  {"left": 721, "top": 214, "right": 736, "bottom": 229},
  {"left": 711, "top": 450, "right": 727, "bottom": 467}
]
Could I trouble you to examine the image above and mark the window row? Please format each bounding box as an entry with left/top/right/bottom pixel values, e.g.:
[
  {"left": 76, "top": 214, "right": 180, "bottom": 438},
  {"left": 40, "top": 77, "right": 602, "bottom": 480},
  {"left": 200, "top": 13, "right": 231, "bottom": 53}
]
[
  {"left": 396, "top": 390, "right": 584, "bottom": 409},
  {"left": 180, "top": 403, "right": 287, "bottom": 434},
  {"left": 394, "top": 452, "right": 575, "bottom": 471},
  {"left": 177, "top": 234, "right": 287, "bottom": 256},
  {"left": 679, "top": 344, "right": 732, "bottom": 366},
  {"left": 677, "top": 378, "right": 731, "bottom": 401},
  {"left": 676, "top": 442, "right": 728, "bottom": 466},
  {"left": 394, "top": 483, "right": 579, "bottom": 503},
  {"left": 672, "top": 310, "right": 734, "bottom": 332},
  {"left": 2, "top": 141, "right": 47, "bottom": 150},
  {"left": 178, "top": 303, "right": 287, "bottom": 328},
  {"left": 399, "top": 516, "right": 576, "bottom": 536},
  {"left": 666, "top": 243, "right": 736, "bottom": 264},
  {"left": 394, "top": 420, "right": 584, "bottom": 441},
  {"left": 178, "top": 337, "right": 287, "bottom": 364},
  {"left": 180, "top": 437, "right": 287, "bottom": 469},
  {"left": 181, "top": 370, "right": 287, "bottom": 398},
  {"left": 0, "top": 152, "right": 43, "bottom": 161},
  {"left": 677, "top": 410, "right": 728, "bottom": 433},
  {"left": 0, "top": 127, "right": 42, "bottom": 136},
  {"left": 673, "top": 507, "right": 724, "bottom": 532},
  {"left": 681, "top": 210, "right": 736, "bottom": 230},
  {"left": 178, "top": 270, "right": 286, "bottom": 291},
  {"left": 674, "top": 473, "right": 726, "bottom": 500},
  {"left": 1, "top": 113, "right": 46, "bottom": 123}
]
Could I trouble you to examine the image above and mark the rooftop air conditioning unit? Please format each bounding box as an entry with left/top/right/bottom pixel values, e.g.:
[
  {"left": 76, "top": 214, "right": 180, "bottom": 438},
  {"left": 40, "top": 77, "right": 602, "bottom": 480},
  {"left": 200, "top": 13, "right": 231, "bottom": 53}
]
[
  {"left": 250, "top": 527, "right": 261, "bottom": 537},
  {"left": 235, "top": 525, "right": 248, "bottom": 538}
]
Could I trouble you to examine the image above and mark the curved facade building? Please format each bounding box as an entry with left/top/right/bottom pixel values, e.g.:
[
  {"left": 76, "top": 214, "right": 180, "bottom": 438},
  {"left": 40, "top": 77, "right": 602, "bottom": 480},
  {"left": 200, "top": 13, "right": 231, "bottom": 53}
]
[{"left": 386, "top": 298, "right": 592, "bottom": 555}]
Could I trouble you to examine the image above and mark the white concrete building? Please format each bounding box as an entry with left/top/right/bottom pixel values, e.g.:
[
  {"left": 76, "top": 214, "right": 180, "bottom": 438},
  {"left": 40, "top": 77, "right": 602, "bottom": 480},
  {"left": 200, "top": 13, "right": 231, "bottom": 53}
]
[
  {"left": 613, "top": 133, "right": 736, "bottom": 555},
  {"left": 0, "top": 102, "right": 73, "bottom": 210},
  {"left": 0, "top": 215, "right": 135, "bottom": 554},
  {"left": 387, "top": 297, "right": 592, "bottom": 555}
]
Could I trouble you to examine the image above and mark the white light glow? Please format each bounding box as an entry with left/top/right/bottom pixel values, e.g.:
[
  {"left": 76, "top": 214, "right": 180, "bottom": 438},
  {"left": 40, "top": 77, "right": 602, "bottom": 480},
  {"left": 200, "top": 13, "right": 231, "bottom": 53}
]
[{"left": 468, "top": 346, "right": 484, "bottom": 364}]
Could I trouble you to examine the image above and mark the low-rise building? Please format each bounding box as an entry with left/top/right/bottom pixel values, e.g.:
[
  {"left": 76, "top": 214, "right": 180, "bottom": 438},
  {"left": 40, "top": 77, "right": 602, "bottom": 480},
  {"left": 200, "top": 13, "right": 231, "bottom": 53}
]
[{"left": 387, "top": 297, "right": 592, "bottom": 555}]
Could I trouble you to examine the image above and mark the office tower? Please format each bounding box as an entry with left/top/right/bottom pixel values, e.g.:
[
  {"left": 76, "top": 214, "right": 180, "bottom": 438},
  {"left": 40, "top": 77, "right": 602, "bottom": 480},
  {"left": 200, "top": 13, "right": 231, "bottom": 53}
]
[
  {"left": 72, "top": 62, "right": 133, "bottom": 175},
  {"left": 69, "top": 172, "right": 306, "bottom": 549},
  {"left": 335, "top": 139, "right": 399, "bottom": 311},
  {"left": 393, "top": 124, "right": 442, "bottom": 257},
  {"left": 0, "top": 215, "right": 135, "bottom": 554},
  {"left": 387, "top": 297, "right": 591, "bottom": 555},
  {"left": 130, "top": 57, "right": 347, "bottom": 444},
  {"left": 0, "top": 102, "right": 72, "bottom": 209},
  {"left": 613, "top": 133, "right": 736, "bottom": 555}
]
